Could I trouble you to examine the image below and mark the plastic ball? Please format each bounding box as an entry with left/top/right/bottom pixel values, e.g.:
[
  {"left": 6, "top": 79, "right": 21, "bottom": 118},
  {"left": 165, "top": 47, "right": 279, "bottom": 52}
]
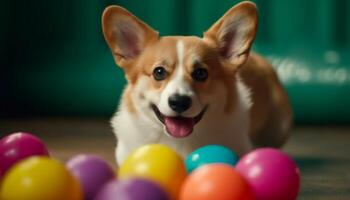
[
  {"left": 118, "top": 144, "right": 186, "bottom": 199},
  {"left": 66, "top": 154, "right": 115, "bottom": 200},
  {"left": 0, "top": 132, "right": 49, "bottom": 175},
  {"left": 95, "top": 178, "right": 170, "bottom": 200},
  {"left": 0, "top": 156, "right": 82, "bottom": 200},
  {"left": 236, "top": 148, "right": 300, "bottom": 200},
  {"left": 179, "top": 164, "right": 254, "bottom": 200},
  {"left": 185, "top": 145, "right": 239, "bottom": 173}
]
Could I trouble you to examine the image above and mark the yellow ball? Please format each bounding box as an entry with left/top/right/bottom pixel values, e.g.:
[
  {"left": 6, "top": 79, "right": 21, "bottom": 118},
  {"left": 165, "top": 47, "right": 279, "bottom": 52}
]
[
  {"left": 118, "top": 144, "right": 186, "bottom": 199},
  {"left": 0, "top": 156, "right": 82, "bottom": 200}
]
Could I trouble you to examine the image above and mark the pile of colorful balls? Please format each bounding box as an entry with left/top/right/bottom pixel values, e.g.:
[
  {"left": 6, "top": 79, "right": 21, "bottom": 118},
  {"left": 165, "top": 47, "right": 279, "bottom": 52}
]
[{"left": 0, "top": 132, "right": 300, "bottom": 200}]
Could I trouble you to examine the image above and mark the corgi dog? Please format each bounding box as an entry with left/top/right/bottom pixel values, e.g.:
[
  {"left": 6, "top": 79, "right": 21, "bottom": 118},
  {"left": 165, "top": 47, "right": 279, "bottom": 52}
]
[{"left": 102, "top": 1, "right": 292, "bottom": 165}]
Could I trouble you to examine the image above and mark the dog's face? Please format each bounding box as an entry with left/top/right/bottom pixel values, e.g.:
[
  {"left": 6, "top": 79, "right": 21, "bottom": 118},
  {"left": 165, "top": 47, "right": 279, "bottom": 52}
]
[{"left": 102, "top": 2, "right": 257, "bottom": 138}]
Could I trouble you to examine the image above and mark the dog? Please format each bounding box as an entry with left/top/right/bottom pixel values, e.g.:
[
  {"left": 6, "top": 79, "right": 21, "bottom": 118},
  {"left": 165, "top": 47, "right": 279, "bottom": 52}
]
[{"left": 102, "top": 1, "right": 293, "bottom": 165}]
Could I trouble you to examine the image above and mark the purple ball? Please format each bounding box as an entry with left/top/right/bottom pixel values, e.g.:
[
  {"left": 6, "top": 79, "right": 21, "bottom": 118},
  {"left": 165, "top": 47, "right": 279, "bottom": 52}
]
[
  {"left": 66, "top": 154, "right": 115, "bottom": 200},
  {"left": 95, "top": 178, "right": 170, "bottom": 200},
  {"left": 236, "top": 148, "right": 300, "bottom": 200},
  {"left": 0, "top": 132, "right": 49, "bottom": 175}
]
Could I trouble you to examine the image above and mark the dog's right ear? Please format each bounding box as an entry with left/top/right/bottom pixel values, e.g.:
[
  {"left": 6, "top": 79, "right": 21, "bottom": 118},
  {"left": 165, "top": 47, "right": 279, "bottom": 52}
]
[{"left": 102, "top": 6, "right": 159, "bottom": 67}]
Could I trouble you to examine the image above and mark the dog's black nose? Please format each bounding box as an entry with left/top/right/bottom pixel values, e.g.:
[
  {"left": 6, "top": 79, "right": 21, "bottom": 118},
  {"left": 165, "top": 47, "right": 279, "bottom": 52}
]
[{"left": 168, "top": 94, "right": 192, "bottom": 113}]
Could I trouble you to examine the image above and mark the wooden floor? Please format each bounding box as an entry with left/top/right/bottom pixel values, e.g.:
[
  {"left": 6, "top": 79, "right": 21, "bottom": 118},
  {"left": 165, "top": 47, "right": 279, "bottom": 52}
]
[{"left": 1, "top": 118, "right": 349, "bottom": 200}]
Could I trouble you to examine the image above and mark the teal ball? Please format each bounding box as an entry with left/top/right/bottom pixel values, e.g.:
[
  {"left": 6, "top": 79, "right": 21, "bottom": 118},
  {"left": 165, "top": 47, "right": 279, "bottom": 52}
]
[{"left": 185, "top": 145, "right": 239, "bottom": 173}]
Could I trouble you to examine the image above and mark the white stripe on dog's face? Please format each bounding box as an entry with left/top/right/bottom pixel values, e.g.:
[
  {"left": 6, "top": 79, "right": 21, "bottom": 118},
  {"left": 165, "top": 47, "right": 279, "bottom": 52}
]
[
  {"left": 172, "top": 40, "right": 192, "bottom": 95},
  {"left": 157, "top": 40, "right": 201, "bottom": 117}
]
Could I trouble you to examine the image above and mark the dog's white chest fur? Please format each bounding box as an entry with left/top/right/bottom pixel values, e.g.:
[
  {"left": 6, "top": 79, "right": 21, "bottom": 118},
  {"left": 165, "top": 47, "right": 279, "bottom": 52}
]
[{"left": 111, "top": 76, "right": 253, "bottom": 165}]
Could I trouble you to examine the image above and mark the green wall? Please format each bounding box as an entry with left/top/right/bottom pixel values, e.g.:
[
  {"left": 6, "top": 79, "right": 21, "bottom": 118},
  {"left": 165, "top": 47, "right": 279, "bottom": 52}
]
[{"left": 2, "top": 0, "right": 350, "bottom": 123}]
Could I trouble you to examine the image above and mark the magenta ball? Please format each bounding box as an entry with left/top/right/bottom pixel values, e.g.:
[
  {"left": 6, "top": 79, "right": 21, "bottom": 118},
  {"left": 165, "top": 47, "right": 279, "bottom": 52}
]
[
  {"left": 95, "top": 179, "right": 170, "bottom": 200},
  {"left": 0, "top": 132, "right": 49, "bottom": 176},
  {"left": 236, "top": 148, "right": 300, "bottom": 200},
  {"left": 66, "top": 154, "right": 115, "bottom": 200}
]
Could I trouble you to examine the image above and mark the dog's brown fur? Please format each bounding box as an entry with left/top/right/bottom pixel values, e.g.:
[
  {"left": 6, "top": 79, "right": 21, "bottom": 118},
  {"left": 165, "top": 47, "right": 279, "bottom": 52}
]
[{"left": 102, "top": 1, "right": 293, "bottom": 166}]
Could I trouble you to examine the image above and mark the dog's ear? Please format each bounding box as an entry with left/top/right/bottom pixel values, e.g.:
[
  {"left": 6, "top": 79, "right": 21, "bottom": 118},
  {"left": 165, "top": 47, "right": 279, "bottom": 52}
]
[
  {"left": 102, "top": 6, "right": 158, "bottom": 67},
  {"left": 203, "top": 1, "right": 258, "bottom": 70}
]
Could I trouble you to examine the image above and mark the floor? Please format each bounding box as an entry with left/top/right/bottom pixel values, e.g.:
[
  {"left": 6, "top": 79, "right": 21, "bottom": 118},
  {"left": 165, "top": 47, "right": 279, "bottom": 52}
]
[{"left": 1, "top": 118, "right": 349, "bottom": 200}]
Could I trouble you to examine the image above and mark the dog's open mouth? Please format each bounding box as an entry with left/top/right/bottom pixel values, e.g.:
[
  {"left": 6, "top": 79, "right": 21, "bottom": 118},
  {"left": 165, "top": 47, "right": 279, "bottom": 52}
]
[{"left": 151, "top": 104, "right": 207, "bottom": 138}]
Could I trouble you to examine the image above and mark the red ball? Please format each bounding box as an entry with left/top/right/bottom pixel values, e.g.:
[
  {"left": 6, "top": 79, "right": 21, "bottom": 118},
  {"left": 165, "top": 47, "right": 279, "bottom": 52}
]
[
  {"left": 179, "top": 164, "right": 254, "bottom": 200},
  {"left": 0, "top": 132, "right": 49, "bottom": 176}
]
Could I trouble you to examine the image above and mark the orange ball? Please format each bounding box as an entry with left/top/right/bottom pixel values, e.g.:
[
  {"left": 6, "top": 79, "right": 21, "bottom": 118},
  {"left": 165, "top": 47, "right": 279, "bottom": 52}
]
[{"left": 179, "top": 164, "right": 255, "bottom": 200}]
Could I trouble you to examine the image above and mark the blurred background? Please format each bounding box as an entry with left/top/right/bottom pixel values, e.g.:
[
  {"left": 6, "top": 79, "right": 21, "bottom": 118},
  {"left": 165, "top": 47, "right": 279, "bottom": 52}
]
[
  {"left": 2, "top": 2, "right": 350, "bottom": 198},
  {"left": 1, "top": 0, "right": 350, "bottom": 124}
]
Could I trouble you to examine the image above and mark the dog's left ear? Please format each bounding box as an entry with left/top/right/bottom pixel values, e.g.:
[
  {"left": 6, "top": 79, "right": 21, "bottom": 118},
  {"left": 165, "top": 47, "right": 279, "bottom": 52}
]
[{"left": 203, "top": 1, "right": 258, "bottom": 70}]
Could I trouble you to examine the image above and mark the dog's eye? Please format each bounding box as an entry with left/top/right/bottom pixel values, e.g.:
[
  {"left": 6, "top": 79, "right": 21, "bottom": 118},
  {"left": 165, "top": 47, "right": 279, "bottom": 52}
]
[
  {"left": 153, "top": 66, "right": 168, "bottom": 81},
  {"left": 192, "top": 68, "right": 208, "bottom": 82}
]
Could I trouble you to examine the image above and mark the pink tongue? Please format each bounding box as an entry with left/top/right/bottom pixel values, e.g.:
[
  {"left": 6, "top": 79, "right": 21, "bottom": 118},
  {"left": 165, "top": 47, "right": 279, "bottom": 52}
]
[{"left": 164, "top": 117, "right": 195, "bottom": 138}]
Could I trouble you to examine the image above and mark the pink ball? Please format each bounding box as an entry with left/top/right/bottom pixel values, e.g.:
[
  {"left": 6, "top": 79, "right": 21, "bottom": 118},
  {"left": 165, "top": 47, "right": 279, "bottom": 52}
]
[
  {"left": 0, "top": 132, "right": 49, "bottom": 176},
  {"left": 236, "top": 148, "right": 300, "bottom": 200}
]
